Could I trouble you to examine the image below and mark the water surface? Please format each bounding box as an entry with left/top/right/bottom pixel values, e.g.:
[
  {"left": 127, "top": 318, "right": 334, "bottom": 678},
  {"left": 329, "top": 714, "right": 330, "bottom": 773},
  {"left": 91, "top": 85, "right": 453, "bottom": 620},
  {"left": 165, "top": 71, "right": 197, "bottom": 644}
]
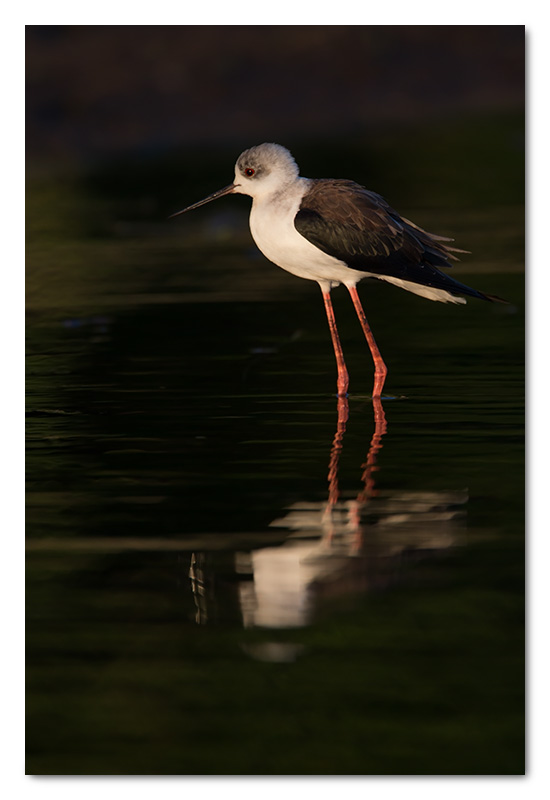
[
  {"left": 26, "top": 120, "right": 524, "bottom": 774},
  {"left": 26, "top": 274, "right": 524, "bottom": 775}
]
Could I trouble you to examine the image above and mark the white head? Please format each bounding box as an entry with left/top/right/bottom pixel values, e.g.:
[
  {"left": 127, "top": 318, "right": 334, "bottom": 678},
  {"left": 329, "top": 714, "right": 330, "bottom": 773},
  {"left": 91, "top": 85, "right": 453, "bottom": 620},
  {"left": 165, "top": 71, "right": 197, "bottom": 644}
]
[
  {"left": 171, "top": 143, "right": 300, "bottom": 217},
  {"left": 233, "top": 143, "right": 300, "bottom": 199}
]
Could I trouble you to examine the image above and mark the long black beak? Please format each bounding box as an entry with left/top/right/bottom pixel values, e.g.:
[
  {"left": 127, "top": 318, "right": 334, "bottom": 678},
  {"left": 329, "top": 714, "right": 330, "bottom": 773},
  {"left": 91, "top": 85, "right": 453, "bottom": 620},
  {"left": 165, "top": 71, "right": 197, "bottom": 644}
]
[{"left": 169, "top": 183, "right": 237, "bottom": 218}]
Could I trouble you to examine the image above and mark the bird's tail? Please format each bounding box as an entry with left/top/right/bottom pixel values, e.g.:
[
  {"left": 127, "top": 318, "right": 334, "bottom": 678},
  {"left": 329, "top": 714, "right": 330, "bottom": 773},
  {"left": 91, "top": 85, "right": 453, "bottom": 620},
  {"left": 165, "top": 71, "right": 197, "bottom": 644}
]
[{"left": 480, "top": 292, "right": 509, "bottom": 304}]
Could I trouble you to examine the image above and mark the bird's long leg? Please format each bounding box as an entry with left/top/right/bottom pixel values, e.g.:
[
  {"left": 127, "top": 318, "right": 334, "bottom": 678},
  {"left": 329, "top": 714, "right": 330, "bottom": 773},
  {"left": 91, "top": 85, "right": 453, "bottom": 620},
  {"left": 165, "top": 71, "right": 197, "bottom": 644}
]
[
  {"left": 321, "top": 290, "right": 349, "bottom": 396},
  {"left": 347, "top": 285, "right": 387, "bottom": 397}
]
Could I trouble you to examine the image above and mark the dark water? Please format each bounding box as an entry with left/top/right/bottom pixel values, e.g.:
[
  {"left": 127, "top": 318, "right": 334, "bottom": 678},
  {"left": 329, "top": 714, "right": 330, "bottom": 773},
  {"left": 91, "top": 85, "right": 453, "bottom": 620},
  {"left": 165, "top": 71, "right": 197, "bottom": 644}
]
[
  {"left": 26, "top": 275, "right": 524, "bottom": 775},
  {"left": 26, "top": 120, "right": 524, "bottom": 775}
]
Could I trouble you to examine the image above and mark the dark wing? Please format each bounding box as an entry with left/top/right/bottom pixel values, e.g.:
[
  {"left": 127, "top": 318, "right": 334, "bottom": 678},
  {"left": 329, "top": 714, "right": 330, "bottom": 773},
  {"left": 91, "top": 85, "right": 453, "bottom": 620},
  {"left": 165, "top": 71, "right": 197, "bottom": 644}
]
[{"left": 294, "top": 179, "right": 497, "bottom": 301}]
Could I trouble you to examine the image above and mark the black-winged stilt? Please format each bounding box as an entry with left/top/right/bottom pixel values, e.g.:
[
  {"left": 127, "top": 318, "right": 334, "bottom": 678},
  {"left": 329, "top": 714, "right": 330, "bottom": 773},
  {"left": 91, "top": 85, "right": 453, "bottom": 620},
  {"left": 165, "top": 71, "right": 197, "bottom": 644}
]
[{"left": 172, "top": 143, "right": 503, "bottom": 397}]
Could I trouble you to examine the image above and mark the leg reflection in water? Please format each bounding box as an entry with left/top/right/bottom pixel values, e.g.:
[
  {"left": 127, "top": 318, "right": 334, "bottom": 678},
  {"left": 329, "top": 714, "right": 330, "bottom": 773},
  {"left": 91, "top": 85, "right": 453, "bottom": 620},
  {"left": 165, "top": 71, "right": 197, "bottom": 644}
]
[
  {"left": 190, "top": 396, "right": 467, "bottom": 644},
  {"left": 324, "top": 394, "right": 387, "bottom": 551}
]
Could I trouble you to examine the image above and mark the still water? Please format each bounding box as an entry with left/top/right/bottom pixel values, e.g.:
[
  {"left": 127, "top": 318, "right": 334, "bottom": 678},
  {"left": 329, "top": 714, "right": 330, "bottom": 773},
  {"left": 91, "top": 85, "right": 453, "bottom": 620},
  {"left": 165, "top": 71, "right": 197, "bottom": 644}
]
[
  {"left": 26, "top": 117, "right": 524, "bottom": 774},
  {"left": 26, "top": 273, "right": 524, "bottom": 775}
]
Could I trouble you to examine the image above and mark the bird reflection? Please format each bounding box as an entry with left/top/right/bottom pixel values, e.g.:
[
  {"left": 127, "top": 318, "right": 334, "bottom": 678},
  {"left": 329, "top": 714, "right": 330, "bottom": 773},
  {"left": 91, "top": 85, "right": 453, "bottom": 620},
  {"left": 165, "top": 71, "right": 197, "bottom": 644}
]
[{"left": 189, "top": 396, "right": 467, "bottom": 639}]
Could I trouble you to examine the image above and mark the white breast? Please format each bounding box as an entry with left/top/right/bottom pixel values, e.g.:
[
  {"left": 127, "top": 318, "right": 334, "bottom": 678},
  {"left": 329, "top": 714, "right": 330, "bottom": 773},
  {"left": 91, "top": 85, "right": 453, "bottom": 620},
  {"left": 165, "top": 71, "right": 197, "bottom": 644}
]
[
  {"left": 245, "top": 178, "right": 467, "bottom": 305},
  {"left": 248, "top": 179, "right": 362, "bottom": 290}
]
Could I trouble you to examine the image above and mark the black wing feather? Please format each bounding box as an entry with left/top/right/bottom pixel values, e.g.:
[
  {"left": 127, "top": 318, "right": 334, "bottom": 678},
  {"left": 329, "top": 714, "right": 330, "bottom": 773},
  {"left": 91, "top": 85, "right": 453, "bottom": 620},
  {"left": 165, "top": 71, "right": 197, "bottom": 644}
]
[{"left": 294, "top": 180, "right": 497, "bottom": 302}]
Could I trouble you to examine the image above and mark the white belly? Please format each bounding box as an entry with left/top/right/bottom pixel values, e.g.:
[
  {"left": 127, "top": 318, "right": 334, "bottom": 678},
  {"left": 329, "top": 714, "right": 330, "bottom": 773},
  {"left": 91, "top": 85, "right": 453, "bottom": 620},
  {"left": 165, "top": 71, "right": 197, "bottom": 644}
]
[
  {"left": 248, "top": 183, "right": 466, "bottom": 305},
  {"left": 249, "top": 187, "right": 363, "bottom": 289}
]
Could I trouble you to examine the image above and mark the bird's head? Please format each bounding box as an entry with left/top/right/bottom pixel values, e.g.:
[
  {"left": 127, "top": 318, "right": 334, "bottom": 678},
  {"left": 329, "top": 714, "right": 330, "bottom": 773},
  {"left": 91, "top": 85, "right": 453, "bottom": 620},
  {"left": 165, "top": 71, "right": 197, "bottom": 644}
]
[
  {"left": 233, "top": 143, "right": 299, "bottom": 199},
  {"left": 170, "top": 143, "right": 299, "bottom": 217}
]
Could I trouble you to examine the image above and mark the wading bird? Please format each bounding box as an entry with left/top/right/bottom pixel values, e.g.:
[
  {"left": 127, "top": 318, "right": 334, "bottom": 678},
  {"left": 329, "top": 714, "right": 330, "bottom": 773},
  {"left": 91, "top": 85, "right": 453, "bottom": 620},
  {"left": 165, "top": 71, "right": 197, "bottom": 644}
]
[{"left": 171, "top": 143, "right": 502, "bottom": 397}]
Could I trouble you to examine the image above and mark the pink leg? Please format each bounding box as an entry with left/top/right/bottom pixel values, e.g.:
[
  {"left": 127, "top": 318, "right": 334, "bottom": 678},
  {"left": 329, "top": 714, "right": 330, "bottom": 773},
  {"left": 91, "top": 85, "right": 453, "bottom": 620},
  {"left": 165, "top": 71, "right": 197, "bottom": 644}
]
[
  {"left": 347, "top": 285, "right": 387, "bottom": 397},
  {"left": 322, "top": 290, "right": 349, "bottom": 396}
]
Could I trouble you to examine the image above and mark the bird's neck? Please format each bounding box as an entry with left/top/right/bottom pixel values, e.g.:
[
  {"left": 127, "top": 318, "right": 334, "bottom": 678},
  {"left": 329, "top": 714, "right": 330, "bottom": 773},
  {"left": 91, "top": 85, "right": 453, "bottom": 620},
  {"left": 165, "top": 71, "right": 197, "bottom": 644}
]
[{"left": 251, "top": 177, "right": 310, "bottom": 214}]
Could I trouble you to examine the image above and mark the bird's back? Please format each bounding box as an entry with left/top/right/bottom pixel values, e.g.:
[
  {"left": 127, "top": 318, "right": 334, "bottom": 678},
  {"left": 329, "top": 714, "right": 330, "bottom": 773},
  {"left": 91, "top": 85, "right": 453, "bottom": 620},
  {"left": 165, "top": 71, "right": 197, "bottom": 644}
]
[{"left": 294, "top": 179, "right": 499, "bottom": 303}]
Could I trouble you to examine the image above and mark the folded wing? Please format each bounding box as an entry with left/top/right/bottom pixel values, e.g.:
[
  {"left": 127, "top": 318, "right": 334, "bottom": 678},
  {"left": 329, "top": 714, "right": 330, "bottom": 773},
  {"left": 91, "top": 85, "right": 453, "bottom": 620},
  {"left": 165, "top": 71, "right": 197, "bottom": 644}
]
[{"left": 294, "top": 179, "right": 496, "bottom": 302}]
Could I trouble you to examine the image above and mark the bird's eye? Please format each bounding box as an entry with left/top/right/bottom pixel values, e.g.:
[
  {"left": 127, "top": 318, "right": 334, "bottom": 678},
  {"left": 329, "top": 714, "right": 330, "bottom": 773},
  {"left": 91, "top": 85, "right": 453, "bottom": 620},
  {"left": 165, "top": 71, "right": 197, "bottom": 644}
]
[{"left": 244, "top": 167, "right": 255, "bottom": 177}]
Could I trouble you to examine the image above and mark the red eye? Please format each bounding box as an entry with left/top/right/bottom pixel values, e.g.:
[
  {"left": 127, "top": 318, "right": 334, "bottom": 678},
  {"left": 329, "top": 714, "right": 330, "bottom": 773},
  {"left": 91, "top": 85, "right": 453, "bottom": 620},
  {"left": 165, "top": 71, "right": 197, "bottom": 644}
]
[{"left": 245, "top": 168, "right": 255, "bottom": 177}]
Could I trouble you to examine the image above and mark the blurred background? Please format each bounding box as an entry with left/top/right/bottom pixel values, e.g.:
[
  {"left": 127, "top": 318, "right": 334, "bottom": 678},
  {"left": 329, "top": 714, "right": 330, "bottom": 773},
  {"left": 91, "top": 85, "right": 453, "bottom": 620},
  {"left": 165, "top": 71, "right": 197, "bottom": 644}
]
[
  {"left": 27, "top": 25, "right": 524, "bottom": 159},
  {"left": 26, "top": 25, "right": 524, "bottom": 312},
  {"left": 26, "top": 26, "right": 525, "bottom": 776}
]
